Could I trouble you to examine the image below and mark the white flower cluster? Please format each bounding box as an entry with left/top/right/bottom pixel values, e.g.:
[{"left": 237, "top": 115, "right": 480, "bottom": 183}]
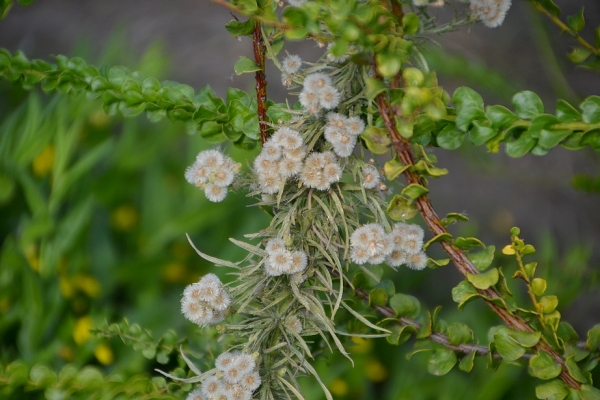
[
  {"left": 469, "top": 0, "right": 512, "bottom": 28},
  {"left": 299, "top": 73, "right": 341, "bottom": 114},
  {"left": 264, "top": 238, "right": 308, "bottom": 276},
  {"left": 185, "top": 149, "right": 241, "bottom": 202},
  {"left": 281, "top": 54, "right": 302, "bottom": 87},
  {"left": 299, "top": 151, "right": 342, "bottom": 190},
  {"left": 350, "top": 223, "right": 427, "bottom": 270},
  {"left": 189, "top": 351, "right": 261, "bottom": 400},
  {"left": 254, "top": 127, "right": 307, "bottom": 194},
  {"left": 181, "top": 274, "right": 231, "bottom": 326},
  {"left": 362, "top": 165, "right": 381, "bottom": 189},
  {"left": 324, "top": 112, "right": 365, "bottom": 157}
]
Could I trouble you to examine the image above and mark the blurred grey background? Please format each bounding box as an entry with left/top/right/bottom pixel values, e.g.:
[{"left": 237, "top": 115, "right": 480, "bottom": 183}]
[{"left": 0, "top": 0, "right": 598, "bottom": 328}]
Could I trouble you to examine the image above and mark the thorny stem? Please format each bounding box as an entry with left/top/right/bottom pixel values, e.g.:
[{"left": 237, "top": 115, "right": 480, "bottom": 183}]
[
  {"left": 374, "top": 76, "right": 582, "bottom": 390},
  {"left": 532, "top": 1, "right": 600, "bottom": 57},
  {"left": 253, "top": 22, "right": 269, "bottom": 144}
]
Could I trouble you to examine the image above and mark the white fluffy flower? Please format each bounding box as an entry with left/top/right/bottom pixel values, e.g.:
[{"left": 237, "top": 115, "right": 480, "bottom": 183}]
[
  {"left": 282, "top": 54, "right": 302, "bottom": 74},
  {"left": 204, "top": 184, "right": 228, "bottom": 203},
  {"left": 186, "top": 149, "right": 239, "bottom": 202},
  {"left": 201, "top": 375, "right": 222, "bottom": 398},
  {"left": 304, "top": 73, "right": 332, "bottom": 93},
  {"left": 318, "top": 86, "right": 341, "bottom": 109},
  {"left": 469, "top": 0, "right": 511, "bottom": 28},
  {"left": 406, "top": 251, "right": 428, "bottom": 270},
  {"left": 240, "top": 370, "right": 262, "bottom": 391},
  {"left": 362, "top": 165, "right": 381, "bottom": 189},
  {"left": 187, "top": 387, "right": 205, "bottom": 400}
]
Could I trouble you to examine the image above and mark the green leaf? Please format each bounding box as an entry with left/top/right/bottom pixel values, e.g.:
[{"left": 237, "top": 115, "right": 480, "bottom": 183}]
[
  {"left": 581, "top": 129, "right": 600, "bottom": 151},
  {"left": 456, "top": 106, "right": 486, "bottom": 131},
  {"left": 384, "top": 157, "right": 409, "bottom": 181},
  {"left": 401, "top": 183, "right": 429, "bottom": 200},
  {"left": 402, "top": 13, "right": 420, "bottom": 35},
  {"left": 376, "top": 52, "right": 402, "bottom": 78},
  {"left": 568, "top": 47, "right": 591, "bottom": 64},
  {"left": 365, "top": 78, "right": 387, "bottom": 100},
  {"left": 427, "top": 348, "right": 457, "bottom": 376},
  {"left": 556, "top": 100, "right": 581, "bottom": 122},
  {"left": 492, "top": 328, "right": 525, "bottom": 361},
  {"left": 454, "top": 236, "right": 485, "bottom": 250},
  {"left": 586, "top": 324, "right": 600, "bottom": 351},
  {"left": 513, "top": 91, "right": 544, "bottom": 119},
  {"left": 234, "top": 56, "right": 261, "bottom": 75},
  {"left": 469, "top": 120, "right": 498, "bottom": 145},
  {"left": 566, "top": 355, "right": 590, "bottom": 384},
  {"left": 386, "top": 195, "right": 418, "bottom": 221},
  {"left": 486, "top": 105, "right": 519, "bottom": 129},
  {"left": 412, "top": 160, "right": 448, "bottom": 177},
  {"left": 539, "top": 295, "right": 558, "bottom": 313},
  {"left": 389, "top": 293, "right": 421, "bottom": 319},
  {"left": 225, "top": 19, "right": 255, "bottom": 37},
  {"left": 427, "top": 258, "right": 450, "bottom": 268},
  {"left": 451, "top": 280, "right": 480, "bottom": 310},
  {"left": 505, "top": 131, "right": 537, "bottom": 157},
  {"left": 580, "top": 384, "right": 600, "bottom": 400},
  {"left": 467, "top": 245, "right": 495, "bottom": 271},
  {"left": 361, "top": 126, "right": 391, "bottom": 154},
  {"left": 423, "top": 233, "right": 453, "bottom": 250},
  {"left": 529, "top": 351, "right": 563, "bottom": 380},
  {"left": 453, "top": 87, "right": 484, "bottom": 110},
  {"left": 466, "top": 268, "right": 499, "bottom": 290},
  {"left": 375, "top": 280, "right": 396, "bottom": 298},
  {"left": 369, "top": 288, "right": 388, "bottom": 307},
  {"left": 508, "top": 330, "right": 541, "bottom": 348},
  {"left": 539, "top": 129, "right": 572, "bottom": 149},
  {"left": 580, "top": 96, "right": 600, "bottom": 124},
  {"left": 531, "top": 278, "right": 547, "bottom": 296},
  {"left": 436, "top": 122, "right": 466, "bottom": 150},
  {"left": 535, "top": 380, "right": 569, "bottom": 400},
  {"left": 440, "top": 212, "right": 469, "bottom": 227},
  {"left": 567, "top": 8, "right": 585, "bottom": 34},
  {"left": 458, "top": 351, "right": 476, "bottom": 373},
  {"left": 448, "top": 323, "right": 473, "bottom": 345}
]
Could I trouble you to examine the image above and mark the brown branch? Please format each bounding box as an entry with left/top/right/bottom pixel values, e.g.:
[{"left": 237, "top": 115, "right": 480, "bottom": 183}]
[
  {"left": 374, "top": 77, "right": 581, "bottom": 389},
  {"left": 253, "top": 22, "right": 269, "bottom": 144}
]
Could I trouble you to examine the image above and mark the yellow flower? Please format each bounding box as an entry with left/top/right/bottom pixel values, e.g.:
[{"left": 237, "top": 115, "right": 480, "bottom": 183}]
[
  {"left": 365, "top": 358, "right": 388, "bottom": 382},
  {"left": 94, "top": 343, "right": 114, "bottom": 365},
  {"left": 111, "top": 205, "right": 139, "bottom": 231},
  {"left": 73, "top": 316, "right": 93, "bottom": 345},
  {"left": 32, "top": 145, "right": 55, "bottom": 177},
  {"left": 329, "top": 378, "right": 348, "bottom": 397}
]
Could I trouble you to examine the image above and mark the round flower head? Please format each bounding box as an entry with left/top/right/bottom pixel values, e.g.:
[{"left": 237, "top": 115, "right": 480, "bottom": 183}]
[
  {"left": 201, "top": 375, "right": 222, "bottom": 398},
  {"left": 350, "top": 246, "right": 370, "bottom": 264},
  {"left": 386, "top": 249, "right": 407, "bottom": 268},
  {"left": 402, "top": 233, "right": 424, "bottom": 255},
  {"left": 323, "top": 162, "right": 342, "bottom": 184},
  {"left": 289, "top": 250, "right": 308, "bottom": 274},
  {"left": 265, "top": 238, "right": 286, "bottom": 253},
  {"left": 268, "top": 248, "right": 294, "bottom": 275},
  {"left": 299, "top": 164, "right": 322, "bottom": 189},
  {"left": 469, "top": 0, "right": 511, "bottom": 28},
  {"left": 286, "top": 145, "right": 307, "bottom": 162},
  {"left": 368, "top": 252, "right": 387, "bottom": 265},
  {"left": 274, "top": 127, "right": 303, "bottom": 150},
  {"left": 234, "top": 353, "right": 256, "bottom": 376},
  {"left": 253, "top": 153, "right": 275, "bottom": 175},
  {"left": 261, "top": 141, "right": 282, "bottom": 161},
  {"left": 258, "top": 170, "right": 282, "bottom": 194},
  {"left": 318, "top": 86, "right": 341, "bottom": 109},
  {"left": 183, "top": 282, "right": 203, "bottom": 302},
  {"left": 346, "top": 116, "right": 365, "bottom": 136},
  {"left": 279, "top": 157, "right": 303, "bottom": 178},
  {"left": 240, "top": 370, "right": 262, "bottom": 391},
  {"left": 351, "top": 225, "right": 374, "bottom": 248},
  {"left": 211, "top": 167, "right": 235, "bottom": 188},
  {"left": 181, "top": 299, "right": 213, "bottom": 325},
  {"left": 223, "top": 364, "right": 243, "bottom": 383},
  {"left": 299, "top": 89, "right": 319, "bottom": 109},
  {"left": 209, "top": 310, "right": 225, "bottom": 325},
  {"left": 211, "top": 291, "right": 231, "bottom": 311},
  {"left": 324, "top": 125, "right": 343, "bottom": 144},
  {"left": 285, "top": 315, "right": 303, "bottom": 333},
  {"left": 305, "top": 152, "right": 326, "bottom": 169},
  {"left": 304, "top": 73, "right": 332, "bottom": 93},
  {"left": 228, "top": 385, "right": 252, "bottom": 400},
  {"left": 205, "top": 184, "right": 228, "bottom": 203},
  {"left": 216, "top": 352, "right": 235, "bottom": 372},
  {"left": 282, "top": 54, "right": 302, "bottom": 74},
  {"left": 406, "top": 224, "right": 425, "bottom": 240},
  {"left": 187, "top": 387, "right": 205, "bottom": 400},
  {"left": 196, "top": 149, "right": 225, "bottom": 168},
  {"left": 406, "top": 251, "right": 428, "bottom": 270},
  {"left": 362, "top": 165, "right": 381, "bottom": 189},
  {"left": 327, "top": 112, "right": 348, "bottom": 130},
  {"left": 320, "top": 151, "right": 337, "bottom": 165},
  {"left": 281, "top": 73, "right": 292, "bottom": 87},
  {"left": 332, "top": 133, "right": 357, "bottom": 157},
  {"left": 185, "top": 162, "right": 209, "bottom": 185}
]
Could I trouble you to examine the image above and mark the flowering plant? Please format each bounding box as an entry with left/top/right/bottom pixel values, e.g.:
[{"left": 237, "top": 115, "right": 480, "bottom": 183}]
[{"left": 1, "top": 0, "right": 600, "bottom": 399}]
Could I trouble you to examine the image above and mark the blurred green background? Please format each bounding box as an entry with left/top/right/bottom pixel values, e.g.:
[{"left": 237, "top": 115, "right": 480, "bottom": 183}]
[{"left": 1, "top": 1, "right": 600, "bottom": 399}]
